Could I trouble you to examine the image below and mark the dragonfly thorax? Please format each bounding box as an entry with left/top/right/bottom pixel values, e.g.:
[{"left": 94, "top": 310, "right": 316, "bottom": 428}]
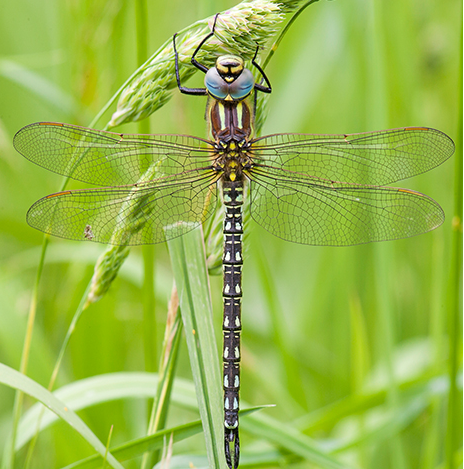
[
  {"left": 214, "top": 141, "right": 252, "bottom": 183},
  {"left": 205, "top": 55, "right": 255, "bottom": 102},
  {"left": 208, "top": 98, "right": 255, "bottom": 144}
]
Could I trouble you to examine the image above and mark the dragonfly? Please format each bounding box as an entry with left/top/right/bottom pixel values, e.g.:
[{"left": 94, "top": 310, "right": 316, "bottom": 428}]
[{"left": 14, "top": 15, "right": 454, "bottom": 469}]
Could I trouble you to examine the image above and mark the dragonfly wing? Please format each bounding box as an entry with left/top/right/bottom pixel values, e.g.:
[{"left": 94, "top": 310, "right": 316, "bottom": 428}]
[
  {"left": 252, "top": 127, "right": 454, "bottom": 185},
  {"left": 249, "top": 168, "right": 444, "bottom": 246},
  {"left": 14, "top": 122, "right": 214, "bottom": 186},
  {"left": 27, "top": 170, "right": 218, "bottom": 245}
]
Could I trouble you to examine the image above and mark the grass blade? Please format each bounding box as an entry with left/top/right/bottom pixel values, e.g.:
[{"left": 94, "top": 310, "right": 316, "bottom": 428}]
[
  {"left": 244, "top": 413, "right": 352, "bottom": 469},
  {"left": 62, "top": 421, "right": 203, "bottom": 469},
  {"left": 167, "top": 227, "right": 225, "bottom": 468},
  {"left": 445, "top": 16, "right": 463, "bottom": 469},
  {"left": 0, "top": 363, "right": 124, "bottom": 469},
  {"left": 61, "top": 408, "right": 266, "bottom": 469}
]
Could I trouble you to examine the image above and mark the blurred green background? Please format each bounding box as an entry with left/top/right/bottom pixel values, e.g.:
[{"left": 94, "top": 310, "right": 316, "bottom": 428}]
[{"left": 0, "top": 0, "right": 461, "bottom": 468}]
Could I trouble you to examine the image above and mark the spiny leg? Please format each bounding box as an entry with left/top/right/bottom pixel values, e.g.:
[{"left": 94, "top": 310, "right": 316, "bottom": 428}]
[
  {"left": 251, "top": 45, "right": 272, "bottom": 94},
  {"left": 173, "top": 13, "right": 220, "bottom": 95}
]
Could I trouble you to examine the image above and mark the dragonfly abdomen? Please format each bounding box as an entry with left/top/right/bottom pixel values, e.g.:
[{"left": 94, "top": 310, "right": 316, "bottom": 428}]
[{"left": 222, "top": 180, "right": 244, "bottom": 468}]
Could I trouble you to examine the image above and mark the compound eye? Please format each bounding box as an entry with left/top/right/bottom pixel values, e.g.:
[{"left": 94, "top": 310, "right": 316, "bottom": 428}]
[
  {"left": 205, "top": 68, "right": 228, "bottom": 99},
  {"left": 228, "top": 68, "right": 254, "bottom": 100}
]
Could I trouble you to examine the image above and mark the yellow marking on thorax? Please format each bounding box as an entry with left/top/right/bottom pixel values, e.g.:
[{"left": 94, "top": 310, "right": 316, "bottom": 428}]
[
  {"left": 236, "top": 102, "right": 242, "bottom": 127},
  {"left": 228, "top": 159, "right": 238, "bottom": 181},
  {"left": 218, "top": 104, "right": 226, "bottom": 130}
]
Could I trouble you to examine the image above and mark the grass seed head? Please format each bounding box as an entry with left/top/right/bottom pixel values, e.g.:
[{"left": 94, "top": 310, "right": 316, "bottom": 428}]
[{"left": 109, "top": 0, "right": 285, "bottom": 128}]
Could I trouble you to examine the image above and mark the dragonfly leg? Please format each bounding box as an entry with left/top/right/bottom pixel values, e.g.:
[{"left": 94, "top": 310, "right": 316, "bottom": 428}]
[
  {"left": 173, "top": 13, "right": 220, "bottom": 95},
  {"left": 190, "top": 13, "right": 220, "bottom": 72},
  {"left": 252, "top": 45, "right": 272, "bottom": 94}
]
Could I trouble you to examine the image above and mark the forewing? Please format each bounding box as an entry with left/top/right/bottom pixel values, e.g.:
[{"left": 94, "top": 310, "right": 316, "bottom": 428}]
[
  {"left": 252, "top": 127, "right": 454, "bottom": 185},
  {"left": 27, "top": 170, "right": 218, "bottom": 245},
  {"left": 249, "top": 167, "right": 444, "bottom": 246},
  {"left": 14, "top": 122, "right": 214, "bottom": 186}
]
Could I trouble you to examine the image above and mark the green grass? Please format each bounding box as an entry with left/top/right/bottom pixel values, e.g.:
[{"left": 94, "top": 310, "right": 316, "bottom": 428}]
[{"left": 0, "top": 1, "right": 461, "bottom": 468}]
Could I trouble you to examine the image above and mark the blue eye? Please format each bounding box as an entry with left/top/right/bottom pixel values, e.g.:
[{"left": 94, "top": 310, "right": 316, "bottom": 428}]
[
  {"left": 205, "top": 68, "right": 228, "bottom": 99},
  {"left": 229, "top": 69, "right": 254, "bottom": 100}
]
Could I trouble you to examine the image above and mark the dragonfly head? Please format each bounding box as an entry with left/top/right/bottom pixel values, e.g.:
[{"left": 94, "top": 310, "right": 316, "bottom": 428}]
[{"left": 205, "top": 55, "right": 254, "bottom": 102}]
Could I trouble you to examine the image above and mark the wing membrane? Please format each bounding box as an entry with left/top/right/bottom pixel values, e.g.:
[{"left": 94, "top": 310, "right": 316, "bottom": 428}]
[
  {"left": 27, "top": 170, "right": 218, "bottom": 245},
  {"left": 17, "top": 122, "right": 452, "bottom": 247},
  {"left": 249, "top": 167, "right": 444, "bottom": 246},
  {"left": 251, "top": 127, "right": 454, "bottom": 185},
  {"left": 14, "top": 122, "right": 214, "bottom": 186}
]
